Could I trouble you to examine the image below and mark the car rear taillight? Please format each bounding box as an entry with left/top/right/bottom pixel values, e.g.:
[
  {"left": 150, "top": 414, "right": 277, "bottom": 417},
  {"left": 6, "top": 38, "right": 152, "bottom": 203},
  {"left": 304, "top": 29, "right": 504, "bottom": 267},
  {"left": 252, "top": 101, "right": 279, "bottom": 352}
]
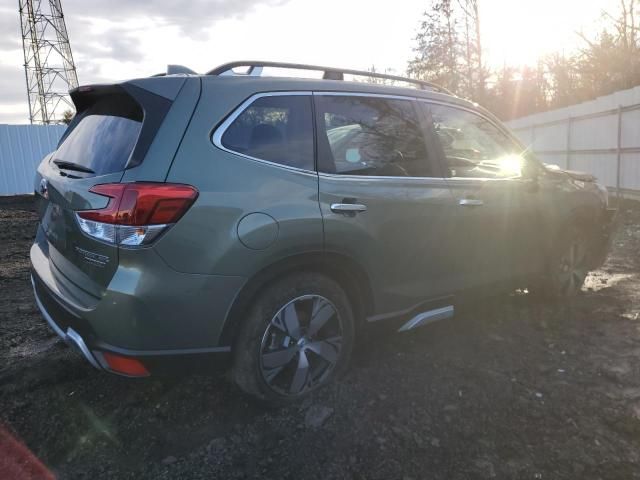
[{"left": 76, "top": 183, "right": 198, "bottom": 246}]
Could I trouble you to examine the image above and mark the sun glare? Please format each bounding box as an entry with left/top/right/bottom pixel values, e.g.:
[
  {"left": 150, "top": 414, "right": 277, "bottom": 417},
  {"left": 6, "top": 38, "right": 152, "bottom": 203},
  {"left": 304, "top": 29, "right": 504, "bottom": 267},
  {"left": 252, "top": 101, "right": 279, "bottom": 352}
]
[
  {"left": 495, "top": 154, "right": 524, "bottom": 175},
  {"left": 480, "top": 0, "right": 612, "bottom": 67}
]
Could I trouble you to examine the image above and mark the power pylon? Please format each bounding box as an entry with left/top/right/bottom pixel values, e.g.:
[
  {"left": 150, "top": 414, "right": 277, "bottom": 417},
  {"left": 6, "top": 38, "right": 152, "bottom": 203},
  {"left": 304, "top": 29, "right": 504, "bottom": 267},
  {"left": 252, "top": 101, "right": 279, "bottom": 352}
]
[{"left": 19, "top": 0, "right": 79, "bottom": 124}]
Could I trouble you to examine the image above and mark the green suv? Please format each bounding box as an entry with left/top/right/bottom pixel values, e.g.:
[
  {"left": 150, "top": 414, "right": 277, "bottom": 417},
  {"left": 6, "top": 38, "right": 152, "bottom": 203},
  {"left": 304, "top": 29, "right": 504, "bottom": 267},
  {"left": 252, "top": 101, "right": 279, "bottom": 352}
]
[{"left": 31, "top": 61, "right": 615, "bottom": 403}]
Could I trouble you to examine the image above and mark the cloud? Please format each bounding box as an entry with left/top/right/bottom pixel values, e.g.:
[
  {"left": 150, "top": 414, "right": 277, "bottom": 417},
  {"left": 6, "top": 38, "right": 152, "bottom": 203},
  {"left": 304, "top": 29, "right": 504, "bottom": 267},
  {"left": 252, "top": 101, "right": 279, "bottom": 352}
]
[
  {"left": 0, "top": 6, "right": 22, "bottom": 48},
  {"left": 4, "top": 0, "right": 291, "bottom": 70},
  {"left": 0, "top": 0, "right": 292, "bottom": 122},
  {"left": 63, "top": 0, "right": 289, "bottom": 35},
  {"left": 0, "top": 64, "right": 27, "bottom": 105},
  {"left": 73, "top": 24, "right": 147, "bottom": 64},
  {"left": 0, "top": 104, "right": 29, "bottom": 125}
]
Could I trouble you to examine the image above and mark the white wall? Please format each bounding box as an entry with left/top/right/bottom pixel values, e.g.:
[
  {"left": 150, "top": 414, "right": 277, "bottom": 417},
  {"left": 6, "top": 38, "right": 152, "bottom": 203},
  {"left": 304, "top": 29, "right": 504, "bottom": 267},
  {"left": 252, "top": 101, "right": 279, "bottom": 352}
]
[
  {"left": 507, "top": 86, "right": 640, "bottom": 195},
  {"left": 0, "top": 124, "right": 66, "bottom": 196}
]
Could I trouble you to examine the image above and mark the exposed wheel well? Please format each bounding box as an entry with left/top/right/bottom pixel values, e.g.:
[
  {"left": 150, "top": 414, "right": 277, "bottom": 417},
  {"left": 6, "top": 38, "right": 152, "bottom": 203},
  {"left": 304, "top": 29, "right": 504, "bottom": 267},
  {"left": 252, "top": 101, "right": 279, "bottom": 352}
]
[
  {"left": 567, "top": 207, "right": 598, "bottom": 231},
  {"left": 219, "top": 252, "right": 374, "bottom": 346},
  {"left": 544, "top": 207, "right": 599, "bottom": 257},
  {"left": 537, "top": 207, "right": 603, "bottom": 278},
  {"left": 562, "top": 206, "right": 601, "bottom": 243}
]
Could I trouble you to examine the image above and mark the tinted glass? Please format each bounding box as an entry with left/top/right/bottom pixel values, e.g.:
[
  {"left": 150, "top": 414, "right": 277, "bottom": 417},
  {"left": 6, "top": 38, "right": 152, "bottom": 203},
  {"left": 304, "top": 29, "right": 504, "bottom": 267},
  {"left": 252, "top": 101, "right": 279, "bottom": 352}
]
[
  {"left": 316, "top": 96, "right": 433, "bottom": 177},
  {"left": 426, "top": 104, "right": 523, "bottom": 178},
  {"left": 54, "top": 94, "right": 142, "bottom": 176},
  {"left": 221, "top": 95, "right": 314, "bottom": 170}
]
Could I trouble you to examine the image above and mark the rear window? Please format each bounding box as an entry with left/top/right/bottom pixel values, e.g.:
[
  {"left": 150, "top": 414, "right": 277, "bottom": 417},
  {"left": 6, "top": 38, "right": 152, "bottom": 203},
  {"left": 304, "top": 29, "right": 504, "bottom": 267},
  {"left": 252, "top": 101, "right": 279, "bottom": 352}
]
[
  {"left": 54, "top": 94, "right": 143, "bottom": 176},
  {"left": 220, "top": 95, "right": 314, "bottom": 170}
]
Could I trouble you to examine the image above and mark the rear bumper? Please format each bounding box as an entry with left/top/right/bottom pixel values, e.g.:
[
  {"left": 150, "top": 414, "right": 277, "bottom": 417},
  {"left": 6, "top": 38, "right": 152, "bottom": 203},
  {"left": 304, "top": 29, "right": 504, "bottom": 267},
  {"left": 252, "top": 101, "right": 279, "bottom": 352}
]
[
  {"left": 32, "top": 275, "right": 102, "bottom": 370},
  {"left": 30, "top": 221, "right": 246, "bottom": 345},
  {"left": 32, "top": 273, "right": 233, "bottom": 375}
]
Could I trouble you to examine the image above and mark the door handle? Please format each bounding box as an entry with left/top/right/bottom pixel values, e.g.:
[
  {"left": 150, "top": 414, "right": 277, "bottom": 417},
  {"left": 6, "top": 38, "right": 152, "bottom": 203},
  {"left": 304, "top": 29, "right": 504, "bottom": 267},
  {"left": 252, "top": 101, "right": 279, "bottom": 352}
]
[
  {"left": 330, "top": 203, "right": 367, "bottom": 214},
  {"left": 459, "top": 198, "right": 484, "bottom": 206}
]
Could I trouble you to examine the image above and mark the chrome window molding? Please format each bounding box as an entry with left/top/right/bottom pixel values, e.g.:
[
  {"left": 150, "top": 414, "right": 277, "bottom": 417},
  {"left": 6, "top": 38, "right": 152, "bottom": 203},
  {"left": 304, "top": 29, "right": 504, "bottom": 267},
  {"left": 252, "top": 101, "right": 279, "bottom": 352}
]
[
  {"left": 313, "top": 91, "right": 420, "bottom": 102},
  {"left": 318, "top": 172, "right": 449, "bottom": 185},
  {"left": 212, "top": 90, "right": 520, "bottom": 182},
  {"left": 440, "top": 177, "right": 519, "bottom": 188},
  {"left": 211, "top": 91, "right": 317, "bottom": 176},
  {"left": 315, "top": 94, "right": 517, "bottom": 155}
]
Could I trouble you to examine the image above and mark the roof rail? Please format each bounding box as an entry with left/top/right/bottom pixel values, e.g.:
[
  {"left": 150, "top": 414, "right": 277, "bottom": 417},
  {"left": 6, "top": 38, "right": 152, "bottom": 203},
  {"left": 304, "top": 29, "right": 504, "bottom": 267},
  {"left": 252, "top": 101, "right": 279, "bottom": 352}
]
[{"left": 206, "top": 61, "right": 453, "bottom": 95}]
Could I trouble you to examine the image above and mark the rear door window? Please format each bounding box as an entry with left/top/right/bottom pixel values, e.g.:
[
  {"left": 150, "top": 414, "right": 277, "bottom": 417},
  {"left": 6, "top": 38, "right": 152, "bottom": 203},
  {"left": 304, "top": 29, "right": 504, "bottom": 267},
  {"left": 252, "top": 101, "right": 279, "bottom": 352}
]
[
  {"left": 54, "top": 94, "right": 142, "bottom": 176},
  {"left": 315, "top": 95, "right": 435, "bottom": 177},
  {"left": 220, "top": 95, "right": 314, "bottom": 170}
]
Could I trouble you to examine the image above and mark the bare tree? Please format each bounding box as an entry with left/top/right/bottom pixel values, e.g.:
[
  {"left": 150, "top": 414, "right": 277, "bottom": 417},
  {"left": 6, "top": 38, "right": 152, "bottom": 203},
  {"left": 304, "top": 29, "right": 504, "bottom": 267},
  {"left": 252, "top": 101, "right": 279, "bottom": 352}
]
[
  {"left": 456, "top": 0, "right": 485, "bottom": 98},
  {"left": 363, "top": 65, "right": 398, "bottom": 86},
  {"left": 409, "top": 0, "right": 640, "bottom": 120}
]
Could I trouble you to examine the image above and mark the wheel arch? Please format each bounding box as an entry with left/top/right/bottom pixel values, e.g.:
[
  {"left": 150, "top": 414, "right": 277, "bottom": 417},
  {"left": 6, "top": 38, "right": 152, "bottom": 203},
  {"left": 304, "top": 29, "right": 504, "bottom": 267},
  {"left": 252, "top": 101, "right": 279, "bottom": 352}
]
[
  {"left": 219, "top": 251, "right": 374, "bottom": 346},
  {"left": 567, "top": 204, "right": 599, "bottom": 230},
  {"left": 553, "top": 204, "right": 602, "bottom": 249}
]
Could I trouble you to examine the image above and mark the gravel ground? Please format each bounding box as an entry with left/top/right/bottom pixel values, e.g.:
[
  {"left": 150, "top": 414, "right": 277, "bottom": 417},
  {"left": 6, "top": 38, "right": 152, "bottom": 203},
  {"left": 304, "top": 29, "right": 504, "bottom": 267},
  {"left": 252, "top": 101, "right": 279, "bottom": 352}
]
[{"left": 1, "top": 195, "right": 640, "bottom": 479}]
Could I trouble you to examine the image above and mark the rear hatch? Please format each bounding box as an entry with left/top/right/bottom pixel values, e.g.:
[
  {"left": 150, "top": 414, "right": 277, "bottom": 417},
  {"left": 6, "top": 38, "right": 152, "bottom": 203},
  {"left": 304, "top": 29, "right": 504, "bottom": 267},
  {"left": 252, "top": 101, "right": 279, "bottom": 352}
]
[{"left": 33, "top": 82, "right": 174, "bottom": 298}]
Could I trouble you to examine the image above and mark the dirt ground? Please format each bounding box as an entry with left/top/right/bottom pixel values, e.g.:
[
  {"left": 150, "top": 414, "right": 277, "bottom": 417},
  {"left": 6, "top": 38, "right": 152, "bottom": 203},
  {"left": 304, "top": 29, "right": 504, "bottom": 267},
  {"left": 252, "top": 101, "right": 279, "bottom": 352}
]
[{"left": 1, "top": 195, "right": 640, "bottom": 480}]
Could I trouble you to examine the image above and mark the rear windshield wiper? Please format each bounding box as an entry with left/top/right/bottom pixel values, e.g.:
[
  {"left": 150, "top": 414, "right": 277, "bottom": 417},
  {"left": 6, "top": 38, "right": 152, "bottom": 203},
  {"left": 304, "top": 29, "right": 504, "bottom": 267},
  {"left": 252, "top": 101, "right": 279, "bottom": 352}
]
[{"left": 53, "top": 159, "right": 95, "bottom": 174}]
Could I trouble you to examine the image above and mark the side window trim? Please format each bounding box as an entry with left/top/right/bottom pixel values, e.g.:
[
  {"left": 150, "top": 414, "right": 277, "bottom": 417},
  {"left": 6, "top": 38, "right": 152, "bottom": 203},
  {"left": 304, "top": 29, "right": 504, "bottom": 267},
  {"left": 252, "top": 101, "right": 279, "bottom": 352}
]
[
  {"left": 413, "top": 99, "right": 450, "bottom": 179},
  {"left": 211, "top": 91, "right": 316, "bottom": 175},
  {"left": 312, "top": 91, "right": 446, "bottom": 180}
]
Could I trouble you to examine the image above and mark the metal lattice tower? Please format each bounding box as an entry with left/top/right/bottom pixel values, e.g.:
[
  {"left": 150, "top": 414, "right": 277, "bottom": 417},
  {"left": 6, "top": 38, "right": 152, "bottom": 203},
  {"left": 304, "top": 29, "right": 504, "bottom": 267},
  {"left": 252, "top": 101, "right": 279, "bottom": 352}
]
[{"left": 19, "top": 0, "right": 79, "bottom": 124}]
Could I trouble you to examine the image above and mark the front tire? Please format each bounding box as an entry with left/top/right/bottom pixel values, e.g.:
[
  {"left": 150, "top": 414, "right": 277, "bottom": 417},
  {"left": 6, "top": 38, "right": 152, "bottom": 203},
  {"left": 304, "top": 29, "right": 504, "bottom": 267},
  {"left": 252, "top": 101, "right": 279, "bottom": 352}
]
[
  {"left": 232, "top": 272, "right": 354, "bottom": 405},
  {"left": 538, "top": 225, "right": 592, "bottom": 297}
]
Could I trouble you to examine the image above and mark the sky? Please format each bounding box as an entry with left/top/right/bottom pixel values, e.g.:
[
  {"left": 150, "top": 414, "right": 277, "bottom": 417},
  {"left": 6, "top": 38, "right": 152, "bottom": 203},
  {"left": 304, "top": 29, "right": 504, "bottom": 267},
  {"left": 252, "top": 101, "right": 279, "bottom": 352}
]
[{"left": 0, "top": 0, "right": 619, "bottom": 124}]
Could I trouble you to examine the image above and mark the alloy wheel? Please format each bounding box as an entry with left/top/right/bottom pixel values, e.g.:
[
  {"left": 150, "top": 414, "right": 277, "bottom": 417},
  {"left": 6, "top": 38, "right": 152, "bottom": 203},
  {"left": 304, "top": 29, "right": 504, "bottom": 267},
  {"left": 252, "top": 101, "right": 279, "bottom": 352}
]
[
  {"left": 259, "top": 295, "right": 343, "bottom": 396},
  {"left": 557, "top": 239, "right": 589, "bottom": 294}
]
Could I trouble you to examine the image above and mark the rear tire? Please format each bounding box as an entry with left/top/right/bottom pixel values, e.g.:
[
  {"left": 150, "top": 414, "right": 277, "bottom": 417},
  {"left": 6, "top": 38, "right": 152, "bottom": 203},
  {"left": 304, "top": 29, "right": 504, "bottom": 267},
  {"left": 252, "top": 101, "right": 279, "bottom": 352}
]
[{"left": 232, "top": 272, "right": 354, "bottom": 405}]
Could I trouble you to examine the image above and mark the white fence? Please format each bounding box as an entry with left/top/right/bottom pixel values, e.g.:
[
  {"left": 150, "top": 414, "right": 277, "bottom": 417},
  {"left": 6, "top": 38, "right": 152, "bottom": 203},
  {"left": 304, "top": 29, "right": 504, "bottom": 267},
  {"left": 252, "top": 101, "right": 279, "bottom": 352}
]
[
  {"left": 507, "top": 86, "right": 640, "bottom": 197},
  {"left": 0, "top": 124, "right": 66, "bottom": 196}
]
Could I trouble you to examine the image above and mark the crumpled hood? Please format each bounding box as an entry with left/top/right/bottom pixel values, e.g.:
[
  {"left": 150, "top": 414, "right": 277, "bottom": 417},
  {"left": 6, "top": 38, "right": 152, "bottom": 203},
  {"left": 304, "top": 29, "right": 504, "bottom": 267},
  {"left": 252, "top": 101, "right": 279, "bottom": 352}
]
[
  {"left": 563, "top": 169, "right": 596, "bottom": 182},
  {"left": 545, "top": 164, "right": 596, "bottom": 182}
]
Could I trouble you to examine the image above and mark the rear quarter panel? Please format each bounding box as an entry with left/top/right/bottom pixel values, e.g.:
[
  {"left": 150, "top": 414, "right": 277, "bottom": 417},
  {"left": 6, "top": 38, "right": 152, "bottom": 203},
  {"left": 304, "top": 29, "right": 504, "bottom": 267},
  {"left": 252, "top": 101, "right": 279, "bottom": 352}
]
[{"left": 158, "top": 80, "right": 323, "bottom": 277}]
